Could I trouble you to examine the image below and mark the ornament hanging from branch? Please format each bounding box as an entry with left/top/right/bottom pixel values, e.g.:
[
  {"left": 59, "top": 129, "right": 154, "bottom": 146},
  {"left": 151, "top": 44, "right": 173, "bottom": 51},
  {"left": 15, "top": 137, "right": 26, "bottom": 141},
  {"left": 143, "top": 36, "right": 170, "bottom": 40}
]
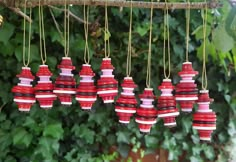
[
  {"left": 35, "top": 2, "right": 56, "bottom": 109},
  {"left": 115, "top": 0, "right": 138, "bottom": 124},
  {"left": 97, "top": 2, "right": 118, "bottom": 103},
  {"left": 175, "top": 4, "right": 198, "bottom": 113},
  {"left": 76, "top": 4, "right": 97, "bottom": 110},
  {"left": 193, "top": 5, "right": 216, "bottom": 141},
  {"left": 135, "top": 1, "right": 157, "bottom": 133},
  {"left": 12, "top": 5, "right": 35, "bottom": 112},
  {"left": 157, "top": 5, "right": 179, "bottom": 127},
  {"left": 53, "top": 4, "right": 76, "bottom": 106}
]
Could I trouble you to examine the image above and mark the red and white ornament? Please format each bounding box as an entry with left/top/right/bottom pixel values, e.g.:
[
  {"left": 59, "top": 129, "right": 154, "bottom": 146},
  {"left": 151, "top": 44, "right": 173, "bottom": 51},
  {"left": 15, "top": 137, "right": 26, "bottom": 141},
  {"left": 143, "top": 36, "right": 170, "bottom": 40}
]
[
  {"left": 175, "top": 62, "right": 198, "bottom": 112},
  {"left": 115, "top": 77, "right": 138, "bottom": 124},
  {"left": 76, "top": 64, "right": 97, "bottom": 110},
  {"left": 157, "top": 79, "right": 179, "bottom": 127},
  {"left": 53, "top": 57, "right": 76, "bottom": 106},
  {"left": 12, "top": 67, "right": 36, "bottom": 112},
  {"left": 35, "top": 65, "right": 56, "bottom": 109},
  {"left": 97, "top": 58, "right": 118, "bottom": 103},
  {"left": 193, "top": 90, "right": 216, "bottom": 141},
  {"left": 135, "top": 88, "right": 157, "bottom": 133}
]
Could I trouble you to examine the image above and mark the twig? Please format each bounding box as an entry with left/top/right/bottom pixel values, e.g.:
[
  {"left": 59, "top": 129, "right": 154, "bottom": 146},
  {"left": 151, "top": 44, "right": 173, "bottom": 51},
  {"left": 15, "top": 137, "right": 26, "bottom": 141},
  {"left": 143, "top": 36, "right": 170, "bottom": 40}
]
[
  {"left": 49, "top": 8, "right": 64, "bottom": 40},
  {"left": 0, "top": 103, "right": 7, "bottom": 112},
  {"left": 9, "top": 7, "right": 32, "bottom": 23},
  {"left": 48, "top": 5, "right": 91, "bottom": 24}
]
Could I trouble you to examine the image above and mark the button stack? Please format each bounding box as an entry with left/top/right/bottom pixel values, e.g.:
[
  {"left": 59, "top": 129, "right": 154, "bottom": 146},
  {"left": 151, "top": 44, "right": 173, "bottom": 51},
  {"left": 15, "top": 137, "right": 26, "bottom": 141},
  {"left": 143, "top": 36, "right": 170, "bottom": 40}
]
[
  {"left": 115, "top": 77, "right": 138, "bottom": 124},
  {"left": 193, "top": 90, "right": 216, "bottom": 141},
  {"left": 135, "top": 88, "right": 157, "bottom": 133},
  {"left": 97, "top": 58, "right": 118, "bottom": 103},
  {"left": 175, "top": 62, "right": 198, "bottom": 112},
  {"left": 53, "top": 57, "right": 76, "bottom": 106},
  {"left": 76, "top": 64, "right": 97, "bottom": 110},
  {"left": 157, "top": 79, "right": 179, "bottom": 127},
  {"left": 12, "top": 67, "right": 36, "bottom": 112},
  {"left": 35, "top": 65, "right": 56, "bottom": 109}
]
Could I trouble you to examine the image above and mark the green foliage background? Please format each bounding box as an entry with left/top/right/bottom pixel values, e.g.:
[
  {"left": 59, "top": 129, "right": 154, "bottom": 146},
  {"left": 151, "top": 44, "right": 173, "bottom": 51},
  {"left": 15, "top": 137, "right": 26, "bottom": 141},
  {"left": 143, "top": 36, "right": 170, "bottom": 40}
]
[{"left": 0, "top": 1, "right": 236, "bottom": 161}]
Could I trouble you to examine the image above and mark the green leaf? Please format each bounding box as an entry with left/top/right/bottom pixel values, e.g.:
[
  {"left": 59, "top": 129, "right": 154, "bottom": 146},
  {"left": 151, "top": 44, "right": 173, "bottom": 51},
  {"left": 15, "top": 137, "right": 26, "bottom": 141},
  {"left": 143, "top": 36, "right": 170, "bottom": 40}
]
[
  {"left": 116, "top": 131, "right": 130, "bottom": 144},
  {"left": 72, "top": 124, "right": 95, "bottom": 144},
  {"left": 212, "top": 25, "right": 234, "bottom": 53},
  {"left": 12, "top": 128, "right": 32, "bottom": 147},
  {"left": 0, "top": 22, "right": 15, "bottom": 44},
  {"left": 136, "top": 26, "right": 148, "bottom": 37},
  {"left": 145, "top": 135, "right": 158, "bottom": 148},
  {"left": 204, "top": 146, "right": 215, "bottom": 160},
  {"left": 104, "top": 29, "right": 111, "bottom": 41},
  {"left": 43, "top": 123, "right": 64, "bottom": 140}
]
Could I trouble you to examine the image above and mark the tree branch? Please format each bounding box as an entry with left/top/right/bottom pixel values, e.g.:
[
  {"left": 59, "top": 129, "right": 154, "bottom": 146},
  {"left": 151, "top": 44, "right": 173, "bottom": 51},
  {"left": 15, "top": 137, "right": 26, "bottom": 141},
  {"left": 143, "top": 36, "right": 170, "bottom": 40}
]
[
  {"left": 0, "top": 0, "right": 222, "bottom": 9},
  {"left": 9, "top": 7, "right": 33, "bottom": 23}
]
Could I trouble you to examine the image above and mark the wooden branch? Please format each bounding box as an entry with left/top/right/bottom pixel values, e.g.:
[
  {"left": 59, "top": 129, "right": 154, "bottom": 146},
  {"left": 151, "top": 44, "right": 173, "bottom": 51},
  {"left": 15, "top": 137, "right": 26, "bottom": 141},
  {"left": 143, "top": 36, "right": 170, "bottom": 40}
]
[
  {"left": 0, "top": 0, "right": 222, "bottom": 9},
  {"left": 9, "top": 7, "right": 33, "bottom": 23}
]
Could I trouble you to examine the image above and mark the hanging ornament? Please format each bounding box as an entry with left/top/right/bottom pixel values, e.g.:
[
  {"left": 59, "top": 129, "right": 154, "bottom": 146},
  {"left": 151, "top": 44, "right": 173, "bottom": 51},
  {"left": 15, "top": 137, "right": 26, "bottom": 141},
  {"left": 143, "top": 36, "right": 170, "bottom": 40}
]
[
  {"left": 76, "top": 5, "right": 97, "bottom": 110},
  {"left": 193, "top": 90, "right": 216, "bottom": 141},
  {"left": 53, "top": 5, "right": 76, "bottom": 106},
  {"left": 158, "top": 79, "right": 179, "bottom": 127},
  {"left": 53, "top": 57, "right": 76, "bottom": 106},
  {"left": 12, "top": 6, "right": 35, "bottom": 112},
  {"left": 115, "top": 1, "right": 137, "bottom": 124},
  {"left": 135, "top": 1, "right": 157, "bottom": 133},
  {"left": 157, "top": 5, "right": 179, "bottom": 127},
  {"left": 136, "top": 88, "right": 157, "bottom": 133},
  {"left": 193, "top": 5, "right": 216, "bottom": 141},
  {"left": 175, "top": 4, "right": 198, "bottom": 113},
  {"left": 76, "top": 64, "right": 97, "bottom": 110},
  {"left": 35, "top": 65, "right": 56, "bottom": 109},
  {"left": 35, "top": 3, "right": 56, "bottom": 109},
  {"left": 115, "top": 77, "right": 137, "bottom": 124},
  {"left": 12, "top": 67, "right": 35, "bottom": 112},
  {"left": 175, "top": 62, "right": 198, "bottom": 112},
  {"left": 97, "top": 2, "right": 118, "bottom": 103}
]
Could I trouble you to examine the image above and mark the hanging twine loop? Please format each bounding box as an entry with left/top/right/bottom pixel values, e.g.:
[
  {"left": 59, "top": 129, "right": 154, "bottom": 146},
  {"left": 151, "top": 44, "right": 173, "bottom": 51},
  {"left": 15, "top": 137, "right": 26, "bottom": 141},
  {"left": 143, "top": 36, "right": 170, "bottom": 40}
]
[
  {"left": 64, "top": 0, "right": 70, "bottom": 57},
  {"left": 83, "top": 2, "right": 90, "bottom": 64},
  {"left": 146, "top": 0, "right": 154, "bottom": 88},
  {"left": 39, "top": 0, "right": 47, "bottom": 65},
  {"left": 126, "top": 0, "right": 133, "bottom": 77},
  {"left": 104, "top": 0, "right": 111, "bottom": 58},
  {"left": 185, "top": 0, "right": 190, "bottom": 62},
  {"left": 163, "top": 0, "right": 171, "bottom": 79},
  {"left": 22, "top": 0, "right": 32, "bottom": 67},
  {"left": 202, "top": 0, "right": 208, "bottom": 90}
]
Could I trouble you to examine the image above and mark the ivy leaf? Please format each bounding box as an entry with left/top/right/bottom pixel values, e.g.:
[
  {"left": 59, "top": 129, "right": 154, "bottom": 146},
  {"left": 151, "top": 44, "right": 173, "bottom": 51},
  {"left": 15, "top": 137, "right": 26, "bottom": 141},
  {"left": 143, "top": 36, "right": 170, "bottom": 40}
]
[
  {"left": 116, "top": 131, "right": 130, "bottom": 144},
  {"left": 203, "top": 145, "right": 215, "bottom": 160},
  {"left": 212, "top": 25, "right": 234, "bottom": 53},
  {"left": 145, "top": 135, "right": 158, "bottom": 148},
  {"left": 43, "top": 123, "right": 64, "bottom": 140},
  {"left": 72, "top": 124, "right": 95, "bottom": 144},
  {"left": 0, "top": 22, "right": 15, "bottom": 44},
  {"left": 136, "top": 26, "right": 148, "bottom": 37},
  {"left": 12, "top": 128, "right": 32, "bottom": 147}
]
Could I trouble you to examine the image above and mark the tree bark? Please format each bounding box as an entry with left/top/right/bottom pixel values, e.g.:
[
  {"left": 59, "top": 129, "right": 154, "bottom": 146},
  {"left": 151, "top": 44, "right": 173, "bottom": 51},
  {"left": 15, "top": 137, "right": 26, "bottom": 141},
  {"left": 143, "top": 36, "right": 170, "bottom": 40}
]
[{"left": 0, "top": 0, "right": 222, "bottom": 9}]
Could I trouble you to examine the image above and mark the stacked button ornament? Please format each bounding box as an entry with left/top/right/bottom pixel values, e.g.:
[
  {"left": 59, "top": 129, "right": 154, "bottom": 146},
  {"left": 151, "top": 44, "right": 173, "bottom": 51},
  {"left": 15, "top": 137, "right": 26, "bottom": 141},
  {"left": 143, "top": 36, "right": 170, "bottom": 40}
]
[
  {"left": 135, "top": 88, "right": 157, "bottom": 133},
  {"left": 35, "top": 65, "right": 56, "bottom": 109},
  {"left": 193, "top": 90, "right": 216, "bottom": 141},
  {"left": 12, "top": 67, "right": 36, "bottom": 112},
  {"left": 53, "top": 57, "right": 76, "bottom": 106},
  {"left": 97, "top": 58, "right": 118, "bottom": 103},
  {"left": 76, "top": 64, "right": 97, "bottom": 110},
  {"left": 175, "top": 62, "right": 199, "bottom": 112},
  {"left": 157, "top": 79, "right": 179, "bottom": 127},
  {"left": 115, "top": 77, "right": 138, "bottom": 124}
]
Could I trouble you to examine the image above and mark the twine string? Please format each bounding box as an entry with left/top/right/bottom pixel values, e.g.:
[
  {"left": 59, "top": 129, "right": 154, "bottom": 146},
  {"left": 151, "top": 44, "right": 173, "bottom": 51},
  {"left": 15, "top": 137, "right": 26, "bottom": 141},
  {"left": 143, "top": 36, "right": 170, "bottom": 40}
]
[
  {"left": 126, "top": 0, "right": 133, "bottom": 77},
  {"left": 23, "top": 0, "right": 32, "bottom": 67},
  {"left": 163, "top": 0, "right": 171, "bottom": 79},
  {"left": 202, "top": 0, "right": 208, "bottom": 90},
  {"left": 84, "top": 2, "right": 90, "bottom": 64},
  {"left": 104, "top": 0, "right": 110, "bottom": 58},
  {"left": 39, "top": 0, "right": 47, "bottom": 64},
  {"left": 185, "top": 0, "right": 190, "bottom": 62},
  {"left": 146, "top": 0, "right": 154, "bottom": 88}
]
